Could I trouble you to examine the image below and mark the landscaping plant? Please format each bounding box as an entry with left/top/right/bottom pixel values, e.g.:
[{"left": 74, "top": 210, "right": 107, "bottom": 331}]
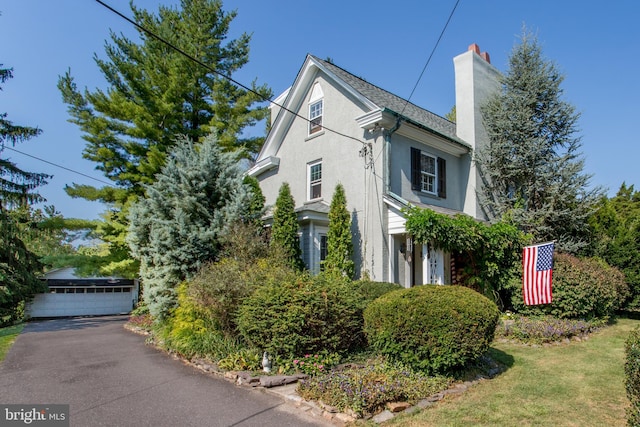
[
  {"left": 509, "top": 253, "right": 629, "bottom": 320},
  {"left": 626, "top": 326, "right": 640, "bottom": 426},
  {"left": 364, "top": 285, "right": 499, "bottom": 374},
  {"left": 297, "top": 358, "right": 451, "bottom": 417},
  {"left": 236, "top": 272, "right": 364, "bottom": 359}
]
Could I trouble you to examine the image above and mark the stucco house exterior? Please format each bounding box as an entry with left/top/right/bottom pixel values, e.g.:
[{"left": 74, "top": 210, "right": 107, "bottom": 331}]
[{"left": 248, "top": 44, "right": 500, "bottom": 287}]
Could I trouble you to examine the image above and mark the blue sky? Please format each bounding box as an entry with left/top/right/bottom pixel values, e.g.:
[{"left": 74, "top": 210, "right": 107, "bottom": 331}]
[{"left": 1, "top": 1, "right": 638, "bottom": 220}]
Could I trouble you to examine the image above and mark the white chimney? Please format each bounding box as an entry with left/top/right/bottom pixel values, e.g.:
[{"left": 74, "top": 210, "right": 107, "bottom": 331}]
[{"left": 454, "top": 43, "right": 500, "bottom": 219}]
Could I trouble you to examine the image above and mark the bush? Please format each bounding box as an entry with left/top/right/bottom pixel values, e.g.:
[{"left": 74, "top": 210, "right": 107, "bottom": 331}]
[
  {"left": 236, "top": 272, "right": 365, "bottom": 359},
  {"left": 496, "top": 314, "right": 605, "bottom": 344},
  {"left": 510, "top": 253, "right": 629, "bottom": 320},
  {"left": 626, "top": 326, "right": 640, "bottom": 426},
  {"left": 352, "top": 280, "right": 402, "bottom": 308},
  {"left": 297, "top": 358, "right": 451, "bottom": 417},
  {"left": 183, "top": 224, "right": 296, "bottom": 336},
  {"left": 156, "top": 283, "right": 246, "bottom": 360},
  {"left": 363, "top": 285, "right": 499, "bottom": 374}
]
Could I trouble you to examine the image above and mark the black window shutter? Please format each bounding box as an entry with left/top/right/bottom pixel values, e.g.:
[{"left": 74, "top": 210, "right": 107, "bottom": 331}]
[
  {"left": 411, "top": 147, "right": 420, "bottom": 191},
  {"left": 437, "top": 157, "right": 447, "bottom": 198}
]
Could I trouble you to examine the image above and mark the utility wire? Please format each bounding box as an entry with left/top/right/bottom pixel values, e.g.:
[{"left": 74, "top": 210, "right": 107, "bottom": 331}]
[
  {"left": 95, "top": 0, "right": 364, "bottom": 146},
  {"left": 2, "top": 145, "right": 113, "bottom": 186},
  {"left": 399, "top": 0, "right": 460, "bottom": 117}
]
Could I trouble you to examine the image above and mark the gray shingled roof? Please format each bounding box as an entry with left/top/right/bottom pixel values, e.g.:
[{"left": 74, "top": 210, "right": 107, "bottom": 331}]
[{"left": 311, "top": 55, "right": 459, "bottom": 141}]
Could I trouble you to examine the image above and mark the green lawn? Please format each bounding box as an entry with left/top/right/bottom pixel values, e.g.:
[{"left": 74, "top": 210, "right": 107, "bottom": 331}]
[
  {"left": 0, "top": 324, "right": 23, "bottom": 362},
  {"left": 386, "top": 318, "right": 637, "bottom": 427}
]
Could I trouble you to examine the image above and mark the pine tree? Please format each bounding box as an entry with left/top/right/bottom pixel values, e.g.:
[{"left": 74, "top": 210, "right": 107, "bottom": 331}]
[
  {"left": 127, "top": 134, "right": 251, "bottom": 320},
  {"left": 57, "top": 0, "right": 272, "bottom": 276},
  {"left": 324, "top": 183, "right": 355, "bottom": 278},
  {"left": 270, "top": 182, "right": 304, "bottom": 271},
  {"left": 0, "top": 63, "right": 49, "bottom": 323},
  {"left": 476, "top": 29, "right": 601, "bottom": 252}
]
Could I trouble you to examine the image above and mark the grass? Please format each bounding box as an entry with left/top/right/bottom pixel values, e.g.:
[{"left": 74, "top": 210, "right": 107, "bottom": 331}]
[
  {"left": 382, "top": 317, "right": 638, "bottom": 427},
  {"left": 0, "top": 324, "right": 23, "bottom": 362}
]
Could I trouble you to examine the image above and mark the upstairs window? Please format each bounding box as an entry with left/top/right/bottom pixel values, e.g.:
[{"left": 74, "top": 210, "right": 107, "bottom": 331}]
[
  {"left": 411, "top": 147, "right": 446, "bottom": 198},
  {"left": 308, "top": 82, "right": 324, "bottom": 135},
  {"left": 308, "top": 160, "right": 322, "bottom": 200},
  {"left": 309, "top": 100, "right": 323, "bottom": 134}
]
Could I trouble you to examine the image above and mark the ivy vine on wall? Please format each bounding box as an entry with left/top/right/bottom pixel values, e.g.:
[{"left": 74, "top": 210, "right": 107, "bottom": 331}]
[{"left": 403, "top": 207, "right": 529, "bottom": 307}]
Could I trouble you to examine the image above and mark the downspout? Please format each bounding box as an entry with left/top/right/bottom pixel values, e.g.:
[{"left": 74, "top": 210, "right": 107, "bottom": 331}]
[
  {"left": 383, "top": 115, "right": 402, "bottom": 195},
  {"left": 383, "top": 115, "right": 402, "bottom": 285}
]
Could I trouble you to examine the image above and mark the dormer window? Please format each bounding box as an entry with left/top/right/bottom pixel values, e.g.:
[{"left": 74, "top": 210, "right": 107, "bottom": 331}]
[{"left": 308, "top": 83, "right": 324, "bottom": 135}]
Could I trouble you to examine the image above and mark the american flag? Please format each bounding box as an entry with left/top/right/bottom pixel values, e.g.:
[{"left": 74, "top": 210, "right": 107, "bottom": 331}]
[{"left": 522, "top": 242, "right": 554, "bottom": 305}]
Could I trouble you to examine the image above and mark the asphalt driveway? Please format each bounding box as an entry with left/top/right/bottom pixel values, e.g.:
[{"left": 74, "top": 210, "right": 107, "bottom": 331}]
[{"left": 0, "top": 316, "right": 329, "bottom": 427}]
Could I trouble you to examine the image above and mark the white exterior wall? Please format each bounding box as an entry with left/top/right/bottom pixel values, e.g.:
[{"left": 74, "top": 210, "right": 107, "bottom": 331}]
[
  {"left": 454, "top": 47, "right": 500, "bottom": 219},
  {"left": 256, "top": 70, "right": 388, "bottom": 280}
]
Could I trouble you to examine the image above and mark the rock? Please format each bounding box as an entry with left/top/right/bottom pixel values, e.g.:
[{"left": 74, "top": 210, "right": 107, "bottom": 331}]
[
  {"left": 259, "top": 375, "right": 301, "bottom": 388},
  {"left": 372, "top": 410, "right": 394, "bottom": 423},
  {"left": 334, "top": 412, "right": 356, "bottom": 423},
  {"left": 387, "top": 402, "right": 411, "bottom": 413}
]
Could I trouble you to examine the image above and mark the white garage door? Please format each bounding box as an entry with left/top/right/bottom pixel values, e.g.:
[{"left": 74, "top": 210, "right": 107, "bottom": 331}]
[{"left": 27, "top": 290, "right": 134, "bottom": 318}]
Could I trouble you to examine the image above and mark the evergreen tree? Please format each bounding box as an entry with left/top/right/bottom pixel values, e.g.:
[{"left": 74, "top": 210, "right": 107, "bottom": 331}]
[
  {"left": 324, "top": 183, "right": 355, "bottom": 278},
  {"left": 58, "top": 0, "right": 272, "bottom": 277},
  {"left": 127, "top": 134, "right": 251, "bottom": 320},
  {"left": 243, "top": 175, "right": 265, "bottom": 225},
  {"left": 270, "top": 182, "right": 304, "bottom": 271},
  {"left": 476, "top": 29, "right": 601, "bottom": 252},
  {"left": 588, "top": 183, "right": 640, "bottom": 309},
  {"left": 0, "top": 63, "right": 49, "bottom": 323}
]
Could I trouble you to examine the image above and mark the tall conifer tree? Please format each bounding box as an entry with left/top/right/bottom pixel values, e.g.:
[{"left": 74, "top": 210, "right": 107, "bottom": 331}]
[
  {"left": 0, "top": 63, "right": 48, "bottom": 323},
  {"left": 58, "top": 0, "right": 271, "bottom": 276},
  {"left": 476, "top": 29, "right": 601, "bottom": 252},
  {"left": 127, "top": 135, "right": 250, "bottom": 320},
  {"left": 270, "top": 182, "right": 304, "bottom": 271},
  {"left": 324, "top": 183, "right": 354, "bottom": 278}
]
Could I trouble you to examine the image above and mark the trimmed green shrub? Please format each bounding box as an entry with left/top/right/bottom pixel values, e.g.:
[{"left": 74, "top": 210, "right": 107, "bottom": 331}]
[
  {"left": 363, "top": 285, "right": 499, "bottom": 374},
  {"left": 626, "top": 326, "right": 640, "bottom": 426},
  {"left": 236, "top": 272, "right": 365, "bottom": 359},
  {"left": 352, "top": 279, "right": 402, "bottom": 308},
  {"left": 510, "top": 253, "right": 629, "bottom": 320}
]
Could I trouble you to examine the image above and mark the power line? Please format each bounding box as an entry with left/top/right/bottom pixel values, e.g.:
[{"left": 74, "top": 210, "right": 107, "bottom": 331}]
[
  {"left": 2, "top": 145, "right": 113, "bottom": 186},
  {"left": 94, "top": 0, "right": 365, "bottom": 146},
  {"left": 399, "top": 0, "right": 460, "bottom": 117}
]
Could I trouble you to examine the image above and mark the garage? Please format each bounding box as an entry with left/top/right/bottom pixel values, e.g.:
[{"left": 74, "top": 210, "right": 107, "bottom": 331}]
[{"left": 27, "top": 267, "right": 139, "bottom": 318}]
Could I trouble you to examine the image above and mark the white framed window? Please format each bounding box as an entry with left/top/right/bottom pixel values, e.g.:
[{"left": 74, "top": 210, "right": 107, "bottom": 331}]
[
  {"left": 308, "top": 82, "right": 324, "bottom": 135},
  {"left": 420, "top": 152, "right": 436, "bottom": 194},
  {"left": 308, "top": 160, "right": 322, "bottom": 200},
  {"left": 411, "top": 147, "right": 447, "bottom": 198},
  {"left": 309, "top": 100, "right": 323, "bottom": 134}
]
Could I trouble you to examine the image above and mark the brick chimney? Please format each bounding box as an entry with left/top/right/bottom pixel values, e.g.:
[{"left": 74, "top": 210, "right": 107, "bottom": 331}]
[{"left": 453, "top": 43, "right": 500, "bottom": 219}]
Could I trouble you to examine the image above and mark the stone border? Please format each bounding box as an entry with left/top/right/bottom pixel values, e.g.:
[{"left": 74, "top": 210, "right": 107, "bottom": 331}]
[{"left": 124, "top": 323, "right": 505, "bottom": 425}]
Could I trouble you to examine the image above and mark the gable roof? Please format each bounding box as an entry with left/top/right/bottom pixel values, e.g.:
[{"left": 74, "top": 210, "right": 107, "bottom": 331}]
[
  {"left": 251, "top": 54, "right": 468, "bottom": 172},
  {"left": 310, "top": 55, "right": 459, "bottom": 141}
]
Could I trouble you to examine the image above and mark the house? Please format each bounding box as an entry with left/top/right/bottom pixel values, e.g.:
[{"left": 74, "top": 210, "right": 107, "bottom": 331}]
[
  {"left": 248, "top": 44, "right": 500, "bottom": 287},
  {"left": 26, "top": 267, "right": 139, "bottom": 318}
]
